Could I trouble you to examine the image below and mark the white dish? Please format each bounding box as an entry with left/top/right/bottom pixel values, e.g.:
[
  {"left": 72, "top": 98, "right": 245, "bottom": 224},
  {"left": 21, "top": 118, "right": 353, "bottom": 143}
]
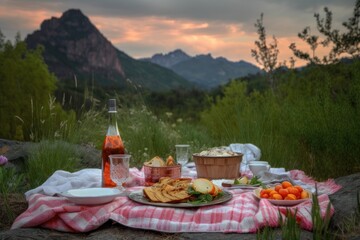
[
  {"left": 253, "top": 188, "right": 312, "bottom": 206},
  {"left": 60, "top": 187, "right": 123, "bottom": 205}
]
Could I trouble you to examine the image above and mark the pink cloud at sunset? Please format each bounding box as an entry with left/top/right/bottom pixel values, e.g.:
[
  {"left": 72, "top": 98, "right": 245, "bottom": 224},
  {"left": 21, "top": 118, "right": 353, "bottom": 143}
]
[
  {"left": 89, "top": 15, "right": 265, "bottom": 65},
  {"left": 0, "top": 0, "right": 356, "bottom": 68},
  {"left": 0, "top": 6, "right": 60, "bottom": 37},
  {"left": 91, "top": 15, "right": 317, "bottom": 67}
]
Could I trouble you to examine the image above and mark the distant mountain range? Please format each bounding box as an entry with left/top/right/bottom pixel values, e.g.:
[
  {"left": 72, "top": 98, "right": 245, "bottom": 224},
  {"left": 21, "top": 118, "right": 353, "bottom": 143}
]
[
  {"left": 25, "top": 9, "right": 191, "bottom": 92},
  {"left": 25, "top": 9, "right": 260, "bottom": 93},
  {"left": 141, "top": 49, "right": 261, "bottom": 89}
]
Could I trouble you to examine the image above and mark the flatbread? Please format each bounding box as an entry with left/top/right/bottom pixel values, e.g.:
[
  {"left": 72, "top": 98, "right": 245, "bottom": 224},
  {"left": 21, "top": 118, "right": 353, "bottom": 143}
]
[{"left": 143, "top": 177, "right": 191, "bottom": 203}]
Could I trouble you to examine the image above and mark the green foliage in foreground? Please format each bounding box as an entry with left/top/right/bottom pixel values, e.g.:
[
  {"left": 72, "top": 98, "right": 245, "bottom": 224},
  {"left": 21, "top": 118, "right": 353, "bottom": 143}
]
[
  {"left": 0, "top": 167, "right": 24, "bottom": 221},
  {"left": 279, "top": 209, "right": 301, "bottom": 239}
]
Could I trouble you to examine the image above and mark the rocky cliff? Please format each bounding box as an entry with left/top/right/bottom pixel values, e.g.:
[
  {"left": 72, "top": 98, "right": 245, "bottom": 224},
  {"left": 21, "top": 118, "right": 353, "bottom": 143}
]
[{"left": 26, "top": 9, "right": 124, "bottom": 83}]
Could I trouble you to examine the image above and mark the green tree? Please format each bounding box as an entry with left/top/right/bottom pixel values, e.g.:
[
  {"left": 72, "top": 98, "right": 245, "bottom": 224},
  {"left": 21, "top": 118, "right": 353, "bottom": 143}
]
[
  {"left": 251, "top": 13, "right": 280, "bottom": 90},
  {"left": 290, "top": 0, "right": 360, "bottom": 64},
  {"left": 0, "top": 31, "right": 70, "bottom": 140}
]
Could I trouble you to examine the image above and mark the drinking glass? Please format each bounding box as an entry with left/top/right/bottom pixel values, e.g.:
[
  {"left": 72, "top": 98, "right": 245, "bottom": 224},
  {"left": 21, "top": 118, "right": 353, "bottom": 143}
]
[
  {"left": 175, "top": 144, "right": 190, "bottom": 168},
  {"left": 109, "top": 154, "right": 131, "bottom": 191}
]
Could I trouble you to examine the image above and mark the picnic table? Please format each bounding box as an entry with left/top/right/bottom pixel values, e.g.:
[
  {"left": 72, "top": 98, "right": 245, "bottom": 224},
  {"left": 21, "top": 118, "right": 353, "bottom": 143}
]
[{"left": 11, "top": 167, "right": 341, "bottom": 233}]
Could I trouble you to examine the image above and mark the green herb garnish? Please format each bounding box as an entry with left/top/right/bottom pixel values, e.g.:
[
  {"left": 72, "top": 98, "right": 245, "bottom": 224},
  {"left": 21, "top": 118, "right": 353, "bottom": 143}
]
[
  {"left": 187, "top": 186, "right": 223, "bottom": 204},
  {"left": 249, "top": 176, "right": 266, "bottom": 188}
]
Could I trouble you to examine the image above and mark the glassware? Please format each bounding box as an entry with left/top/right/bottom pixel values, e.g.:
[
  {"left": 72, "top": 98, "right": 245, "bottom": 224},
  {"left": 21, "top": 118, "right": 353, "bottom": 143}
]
[
  {"left": 175, "top": 144, "right": 190, "bottom": 167},
  {"left": 109, "top": 154, "right": 130, "bottom": 191},
  {"left": 143, "top": 164, "right": 181, "bottom": 186},
  {"left": 102, "top": 99, "right": 125, "bottom": 187},
  {"left": 248, "top": 161, "right": 271, "bottom": 177}
]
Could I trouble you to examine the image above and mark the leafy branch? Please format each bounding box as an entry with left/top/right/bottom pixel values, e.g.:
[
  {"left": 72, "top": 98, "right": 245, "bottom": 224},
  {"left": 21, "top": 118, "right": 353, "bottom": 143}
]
[
  {"left": 290, "top": 0, "right": 360, "bottom": 65},
  {"left": 251, "top": 13, "right": 280, "bottom": 90}
]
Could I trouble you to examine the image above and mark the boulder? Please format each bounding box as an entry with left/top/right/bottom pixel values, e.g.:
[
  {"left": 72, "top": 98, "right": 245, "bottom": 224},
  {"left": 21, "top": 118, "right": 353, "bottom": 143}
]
[
  {"left": 329, "top": 172, "right": 360, "bottom": 230},
  {"left": 0, "top": 139, "right": 101, "bottom": 170}
]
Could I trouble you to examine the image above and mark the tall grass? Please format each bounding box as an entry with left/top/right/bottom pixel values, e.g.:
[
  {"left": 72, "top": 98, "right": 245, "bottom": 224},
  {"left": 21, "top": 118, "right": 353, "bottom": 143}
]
[
  {"left": 27, "top": 140, "right": 81, "bottom": 188},
  {"left": 201, "top": 62, "right": 360, "bottom": 180},
  {"left": 278, "top": 209, "right": 301, "bottom": 239},
  {"left": 201, "top": 81, "right": 301, "bottom": 171},
  {"left": 0, "top": 166, "right": 24, "bottom": 222},
  {"left": 174, "top": 122, "right": 216, "bottom": 154},
  {"left": 311, "top": 188, "right": 333, "bottom": 239},
  {"left": 67, "top": 109, "right": 107, "bottom": 149},
  {"left": 23, "top": 95, "right": 77, "bottom": 142},
  {"left": 118, "top": 106, "right": 180, "bottom": 167}
]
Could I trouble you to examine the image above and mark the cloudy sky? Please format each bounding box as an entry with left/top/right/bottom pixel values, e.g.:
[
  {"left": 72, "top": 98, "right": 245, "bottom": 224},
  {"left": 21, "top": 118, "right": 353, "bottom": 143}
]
[{"left": 0, "top": 0, "right": 357, "bottom": 67}]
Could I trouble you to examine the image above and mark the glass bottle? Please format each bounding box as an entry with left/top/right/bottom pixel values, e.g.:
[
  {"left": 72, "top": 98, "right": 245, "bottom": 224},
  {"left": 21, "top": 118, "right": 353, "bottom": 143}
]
[{"left": 101, "top": 99, "right": 125, "bottom": 187}]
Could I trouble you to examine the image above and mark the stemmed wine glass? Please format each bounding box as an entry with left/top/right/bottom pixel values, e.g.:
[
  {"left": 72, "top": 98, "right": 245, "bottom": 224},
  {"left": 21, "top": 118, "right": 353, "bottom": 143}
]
[
  {"left": 109, "top": 154, "right": 131, "bottom": 191},
  {"left": 175, "top": 144, "right": 190, "bottom": 169}
]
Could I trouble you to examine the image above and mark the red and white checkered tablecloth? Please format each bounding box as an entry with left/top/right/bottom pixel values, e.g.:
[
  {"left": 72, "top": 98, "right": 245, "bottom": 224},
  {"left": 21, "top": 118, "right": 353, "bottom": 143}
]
[{"left": 11, "top": 169, "right": 341, "bottom": 233}]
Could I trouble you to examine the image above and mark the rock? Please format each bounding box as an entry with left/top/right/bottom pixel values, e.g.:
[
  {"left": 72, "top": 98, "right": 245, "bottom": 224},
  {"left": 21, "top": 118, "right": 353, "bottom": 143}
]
[
  {"left": 329, "top": 172, "right": 360, "bottom": 229},
  {"left": 0, "top": 139, "right": 101, "bottom": 170},
  {"left": 0, "top": 139, "right": 34, "bottom": 170}
]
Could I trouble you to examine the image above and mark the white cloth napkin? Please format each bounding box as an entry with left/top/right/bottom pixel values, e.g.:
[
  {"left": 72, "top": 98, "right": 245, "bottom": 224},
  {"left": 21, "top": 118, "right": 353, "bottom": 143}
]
[
  {"left": 181, "top": 162, "right": 197, "bottom": 178},
  {"left": 229, "top": 143, "right": 262, "bottom": 172},
  {"left": 258, "top": 171, "right": 316, "bottom": 193},
  {"left": 25, "top": 168, "right": 101, "bottom": 200}
]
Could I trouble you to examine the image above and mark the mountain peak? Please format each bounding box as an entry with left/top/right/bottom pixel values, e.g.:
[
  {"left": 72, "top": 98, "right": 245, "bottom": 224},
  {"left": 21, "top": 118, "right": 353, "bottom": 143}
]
[
  {"left": 60, "top": 9, "right": 93, "bottom": 29},
  {"left": 62, "top": 9, "right": 86, "bottom": 19},
  {"left": 143, "top": 49, "right": 261, "bottom": 90},
  {"left": 26, "top": 8, "right": 125, "bottom": 80},
  {"left": 143, "top": 49, "right": 191, "bottom": 68},
  {"left": 194, "top": 53, "right": 213, "bottom": 60}
]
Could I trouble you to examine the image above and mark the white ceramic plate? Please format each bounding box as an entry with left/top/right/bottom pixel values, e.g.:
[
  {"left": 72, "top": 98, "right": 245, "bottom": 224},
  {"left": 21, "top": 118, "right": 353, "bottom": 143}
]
[
  {"left": 253, "top": 188, "right": 312, "bottom": 206},
  {"left": 60, "top": 187, "right": 123, "bottom": 205}
]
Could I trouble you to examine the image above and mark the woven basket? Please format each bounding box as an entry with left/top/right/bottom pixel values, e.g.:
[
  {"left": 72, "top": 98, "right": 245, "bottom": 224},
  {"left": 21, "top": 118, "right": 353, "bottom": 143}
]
[{"left": 192, "top": 154, "right": 243, "bottom": 179}]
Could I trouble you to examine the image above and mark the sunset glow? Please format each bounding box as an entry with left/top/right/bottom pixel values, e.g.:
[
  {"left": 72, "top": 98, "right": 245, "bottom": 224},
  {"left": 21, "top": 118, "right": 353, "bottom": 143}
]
[{"left": 0, "top": 0, "right": 355, "bottom": 68}]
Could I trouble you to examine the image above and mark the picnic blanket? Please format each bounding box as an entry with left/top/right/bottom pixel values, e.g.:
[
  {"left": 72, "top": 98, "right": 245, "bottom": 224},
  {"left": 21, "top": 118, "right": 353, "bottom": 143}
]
[{"left": 12, "top": 168, "right": 341, "bottom": 233}]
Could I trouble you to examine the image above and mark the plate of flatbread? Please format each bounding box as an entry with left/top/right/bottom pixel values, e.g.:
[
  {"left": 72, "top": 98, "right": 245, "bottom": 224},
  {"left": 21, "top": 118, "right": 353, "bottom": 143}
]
[
  {"left": 128, "top": 189, "right": 232, "bottom": 208},
  {"left": 128, "top": 177, "right": 232, "bottom": 208}
]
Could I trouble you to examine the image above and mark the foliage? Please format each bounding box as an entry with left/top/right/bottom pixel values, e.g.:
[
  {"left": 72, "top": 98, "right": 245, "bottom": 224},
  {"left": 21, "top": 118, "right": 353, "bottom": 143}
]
[
  {"left": 145, "top": 88, "right": 210, "bottom": 122},
  {"left": 251, "top": 13, "right": 282, "bottom": 90},
  {"left": 67, "top": 109, "right": 107, "bottom": 149},
  {"left": 174, "top": 122, "right": 215, "bottom": 155},
  {"left": 0, "top": 166, "right": 24, "bottom": 222},
  {"left": 311, "top": 187, "right": 333, "bottom": 240},
  {"left": 279, "top": 209, "right": 301, "bottom": 239},
  {"left": 290, "top": 0, "right": 360, "bottom": 64},
  {"left": 26, "top": 140, "right": 81, "bottom": 188},
  {"left": 117, "top": 105, "right": 181, "bottom": 168},
  {"left": 256, "top": 225, "right": 275, "bottom": 240},
  {"left": 0, "top": 31, "right": 76, "bottom": 141},
  {"left": 201, "top": 60, "right": 360, "bottom": 179}
]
